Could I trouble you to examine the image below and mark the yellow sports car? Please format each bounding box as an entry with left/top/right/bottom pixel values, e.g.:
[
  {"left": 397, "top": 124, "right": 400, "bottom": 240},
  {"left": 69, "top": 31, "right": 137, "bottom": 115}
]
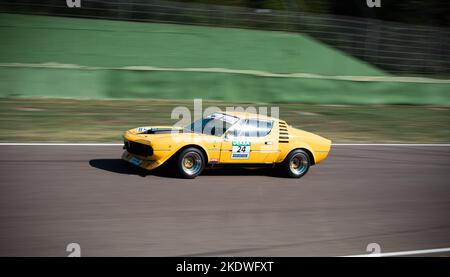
[{"left": 122, "top": 112, "right": 331, "bottom": 178}]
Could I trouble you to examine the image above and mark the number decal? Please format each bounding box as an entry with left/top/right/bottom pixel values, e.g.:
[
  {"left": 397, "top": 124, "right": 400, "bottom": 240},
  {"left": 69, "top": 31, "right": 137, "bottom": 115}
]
[{"left": 231, "top": 141, "right": 251, "bottom": 159}]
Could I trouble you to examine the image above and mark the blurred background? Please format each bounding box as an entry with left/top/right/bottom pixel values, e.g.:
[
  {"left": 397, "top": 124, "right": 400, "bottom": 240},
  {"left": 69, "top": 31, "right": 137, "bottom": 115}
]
[{"left": 0, "top": 0, "right": 449, "bottom": 142}]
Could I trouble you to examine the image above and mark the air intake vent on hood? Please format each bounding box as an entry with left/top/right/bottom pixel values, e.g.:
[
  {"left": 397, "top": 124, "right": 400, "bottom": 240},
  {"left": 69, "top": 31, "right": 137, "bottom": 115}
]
[{"left": 279, "top": 121, "right": 289, "bottom": 143}]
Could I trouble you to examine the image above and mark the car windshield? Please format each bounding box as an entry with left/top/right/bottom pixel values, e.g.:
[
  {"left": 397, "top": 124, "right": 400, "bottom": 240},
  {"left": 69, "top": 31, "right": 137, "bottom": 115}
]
[{"left": 184, "top": 113, "right": 239, "bottom": 136}]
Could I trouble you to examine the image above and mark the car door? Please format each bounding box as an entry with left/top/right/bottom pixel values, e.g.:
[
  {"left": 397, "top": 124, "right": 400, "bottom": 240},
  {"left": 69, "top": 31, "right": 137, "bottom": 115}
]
[{"left": 219, "top": 119, "right": 278, "bottom": 164}]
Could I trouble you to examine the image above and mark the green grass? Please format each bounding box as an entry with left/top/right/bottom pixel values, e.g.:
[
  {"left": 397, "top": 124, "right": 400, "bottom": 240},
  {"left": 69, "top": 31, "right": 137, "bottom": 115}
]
[{"left": 0, "top": 98, "right": 449, "bottom": 143}]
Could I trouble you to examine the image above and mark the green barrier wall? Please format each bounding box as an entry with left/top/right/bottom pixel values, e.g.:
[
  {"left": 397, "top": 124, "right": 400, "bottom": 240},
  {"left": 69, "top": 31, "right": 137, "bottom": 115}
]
[
  {"left": 2, "top": 67, "right": 449, "bottom": 105},
  {"left": 1, "top": 14, "right": 449, "bottom": 104}
]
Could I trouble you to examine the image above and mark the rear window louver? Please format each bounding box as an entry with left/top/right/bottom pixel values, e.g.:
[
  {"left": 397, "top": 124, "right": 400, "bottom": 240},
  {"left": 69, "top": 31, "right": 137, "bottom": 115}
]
[{"left": 279, "top": 121, "right": 289, "bottom": 143}]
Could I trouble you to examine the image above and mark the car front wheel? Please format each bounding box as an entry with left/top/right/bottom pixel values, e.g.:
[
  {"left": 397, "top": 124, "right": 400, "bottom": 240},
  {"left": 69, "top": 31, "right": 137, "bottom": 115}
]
[
  {"left": 280, "top": 149, "right": 311, "bottom": 178},
  {"left": 176, "top": 147, "right": 205, "bottom": 179}
]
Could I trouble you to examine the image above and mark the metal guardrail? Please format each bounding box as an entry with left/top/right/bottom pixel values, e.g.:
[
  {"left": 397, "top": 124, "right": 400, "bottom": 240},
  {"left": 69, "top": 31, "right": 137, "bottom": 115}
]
[{"left": 1, "top": 0, "right": 449, "bottom": 76}]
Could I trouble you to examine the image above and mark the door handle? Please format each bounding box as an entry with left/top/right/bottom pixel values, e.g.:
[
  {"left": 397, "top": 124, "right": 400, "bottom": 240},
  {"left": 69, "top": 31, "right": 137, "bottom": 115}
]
[{"left": 265, "top": 141, "right": 273, "bottom": 145}]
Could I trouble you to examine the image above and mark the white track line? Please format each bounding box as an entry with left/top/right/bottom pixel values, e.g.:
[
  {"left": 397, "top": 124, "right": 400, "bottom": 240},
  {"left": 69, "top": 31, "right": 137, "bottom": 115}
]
[
  {"left": 0, "top": 143, "right": 450, "bottom": 147},
  {"left": 343, "top": 247, "right": 450, "bottom": 257}
]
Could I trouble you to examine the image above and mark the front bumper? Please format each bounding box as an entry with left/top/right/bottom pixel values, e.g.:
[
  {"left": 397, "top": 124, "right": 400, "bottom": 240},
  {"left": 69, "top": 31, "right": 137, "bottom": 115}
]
[
  {"left": 122, "top": 151, "right": 161, "bottom": 171},
  {"left": 123, "top": 140, "right": 153, "bottom": 157}
]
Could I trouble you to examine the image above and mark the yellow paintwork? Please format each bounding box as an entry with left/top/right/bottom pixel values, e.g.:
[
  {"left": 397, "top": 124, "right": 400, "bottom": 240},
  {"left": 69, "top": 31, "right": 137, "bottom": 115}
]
[{"left": 122, "top": 112, "right": 331, "bottom": 171}]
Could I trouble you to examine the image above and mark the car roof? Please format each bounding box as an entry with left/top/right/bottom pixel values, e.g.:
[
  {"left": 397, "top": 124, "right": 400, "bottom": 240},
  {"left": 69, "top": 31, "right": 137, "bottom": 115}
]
[{"left": 219, "top": 111, "right": 279, "bottom": 121}]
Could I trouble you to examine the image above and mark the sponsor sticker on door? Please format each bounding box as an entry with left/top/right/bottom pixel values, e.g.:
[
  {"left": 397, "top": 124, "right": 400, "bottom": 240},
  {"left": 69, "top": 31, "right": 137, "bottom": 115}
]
[{"left": 231, "top": 141, "right": 251, "bottom": 159}]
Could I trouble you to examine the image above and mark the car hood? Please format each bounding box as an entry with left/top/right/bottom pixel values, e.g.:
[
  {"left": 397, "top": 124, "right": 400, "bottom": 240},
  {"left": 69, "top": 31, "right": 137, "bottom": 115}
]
[
  {"left": 124, "top": 126, "right": 215, "bottom": 144},
  {"left": 127, "top": 126, "right": 184, "bottom": 135}
]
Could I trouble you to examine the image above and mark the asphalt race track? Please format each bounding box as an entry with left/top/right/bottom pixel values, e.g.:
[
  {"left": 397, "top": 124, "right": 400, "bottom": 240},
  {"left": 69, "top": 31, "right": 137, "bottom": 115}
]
[{"left": 0, "top": 145, "right": 449, "bottom": 256}]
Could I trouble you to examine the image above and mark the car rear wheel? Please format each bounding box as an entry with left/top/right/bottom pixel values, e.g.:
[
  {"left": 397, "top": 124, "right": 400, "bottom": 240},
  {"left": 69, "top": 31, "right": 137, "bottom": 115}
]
[
  {"left": 177, "top": 147, "right": 205, "bottom": 179},
  {"left": 280, "top": 149, "right": 310, "bottom": 178}
]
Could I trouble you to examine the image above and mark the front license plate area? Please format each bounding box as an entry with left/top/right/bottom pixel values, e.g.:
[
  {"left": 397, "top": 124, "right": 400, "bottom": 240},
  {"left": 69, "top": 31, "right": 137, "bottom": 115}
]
[{"left": 129, "top": 157, "right": 143, "bottom": 166}]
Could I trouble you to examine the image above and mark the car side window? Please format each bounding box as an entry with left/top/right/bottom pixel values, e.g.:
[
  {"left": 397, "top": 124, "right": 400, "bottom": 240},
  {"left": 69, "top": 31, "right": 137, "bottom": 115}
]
[
  {"left": 258, "top": 120, "right": 273, "bottom": 137},
  {"left": 227, "top": 119, "right": 246, "bottom": 137},
  {"left": 228, "top": 119, "right": 273, "bottom": 138}
]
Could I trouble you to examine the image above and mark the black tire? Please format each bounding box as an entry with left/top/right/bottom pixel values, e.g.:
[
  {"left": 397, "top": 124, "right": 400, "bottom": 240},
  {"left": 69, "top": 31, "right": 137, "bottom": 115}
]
[
  {"left": 176, "top": 147, "right": 205, "bottom": 179},
  {"left": 279, "top": 149, "right": 311, "bottom": 178}
]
